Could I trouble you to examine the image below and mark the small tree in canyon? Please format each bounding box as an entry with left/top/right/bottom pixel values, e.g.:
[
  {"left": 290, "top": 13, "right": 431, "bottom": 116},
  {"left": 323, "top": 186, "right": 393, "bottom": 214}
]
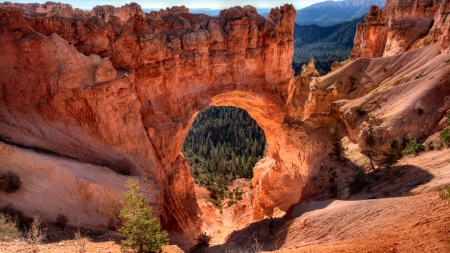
[
  {"left": 328, "top": 125, "right": 345, "bottom": 161},
  {"left": 118, "top": 179, "right": 168, "bottom": 253}
]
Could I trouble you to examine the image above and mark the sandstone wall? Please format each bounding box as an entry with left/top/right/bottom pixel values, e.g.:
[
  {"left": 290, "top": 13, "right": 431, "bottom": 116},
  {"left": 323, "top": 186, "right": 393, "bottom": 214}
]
[
  {"left": 351, "top": 0, "right": 450, "bottom": 58},
  {"left": 0, "top": 2, "right": 303, "bottom": 245}
]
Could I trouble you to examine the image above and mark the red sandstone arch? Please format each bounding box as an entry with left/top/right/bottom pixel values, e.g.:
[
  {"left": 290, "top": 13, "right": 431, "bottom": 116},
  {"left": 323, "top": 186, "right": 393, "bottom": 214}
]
[{"left": 0, "top": 4, "right": 313, "bottom": 242}]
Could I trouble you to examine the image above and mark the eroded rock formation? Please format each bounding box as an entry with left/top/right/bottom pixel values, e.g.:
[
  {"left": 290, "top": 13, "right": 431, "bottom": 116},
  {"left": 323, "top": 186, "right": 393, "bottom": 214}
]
[
  {"left": 351, "top": 0, "right": 450, "bottom": 58},
  {"left": 1, "top": 1, "right": 450, "bottom": 249},
  {"left": 0, "top": 2, "right": 300, "bottom": 245}
]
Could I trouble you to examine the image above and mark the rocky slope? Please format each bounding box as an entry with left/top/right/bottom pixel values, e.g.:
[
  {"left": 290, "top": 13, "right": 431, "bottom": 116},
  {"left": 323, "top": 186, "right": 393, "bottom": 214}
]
[
  {"left": 205, "top": 148, "right": 450, "bottom": 252},
  {"left": 1, "top": 0, "right": 450, "bottom": 250}
]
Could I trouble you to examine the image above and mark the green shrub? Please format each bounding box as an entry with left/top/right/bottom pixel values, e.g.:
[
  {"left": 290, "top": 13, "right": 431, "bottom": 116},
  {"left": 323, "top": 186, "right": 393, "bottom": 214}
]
[
  {"left": 402, "top": 139, "right": 424, "bottom": 156},
  {"left": 227, "top": 200, "right": 237, "bottom": 207},
  {"left": 382, "top": 140, "right": 402, "bottom": 169},
  {"left": 445, "top": 111, "right": 450, "bottom": 126},
  {"left": 350, "top": 168, "right": 367, "bottom": 194},
  {"left": 425, "top": 141, "right": 434, "bottom": 151},
  {"left": 233, "top": 188, "right": 243, "bottom": 201},
  {"left": 118, "top": 179, "right": 169, "bottom": 253},
  {"left": 440, "top": 128, "right": 450, "bottom": 146},
  {"left": 415, "top": 74, "right": 427, "bottom": 79},
  {"left": 438, "top": 185, "right": 450, "bottom": 201},
  {"left": 207, "top": 199, "right": 222, "bottom": 211},
  {"left": 0, "top": 171, "right": 22, "bottom": 193}
]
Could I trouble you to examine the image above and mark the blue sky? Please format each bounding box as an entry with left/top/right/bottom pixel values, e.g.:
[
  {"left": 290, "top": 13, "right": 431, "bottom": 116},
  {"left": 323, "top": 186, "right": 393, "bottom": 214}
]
[{"left": 11, "top": 0, "right": 325, "bottom": 10}]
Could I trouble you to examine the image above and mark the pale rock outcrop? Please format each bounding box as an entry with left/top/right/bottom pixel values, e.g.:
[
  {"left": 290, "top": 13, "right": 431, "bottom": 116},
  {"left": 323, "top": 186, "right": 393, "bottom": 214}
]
[{"left": 301, "top": 58, "right": 320, "bottom": 78}]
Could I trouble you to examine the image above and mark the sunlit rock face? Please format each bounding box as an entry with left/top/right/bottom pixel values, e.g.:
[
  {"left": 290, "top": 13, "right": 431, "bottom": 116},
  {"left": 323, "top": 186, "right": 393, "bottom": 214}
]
[
  {"left": 351, "top": 0, "right": 450, "bottom": 59},
  {"left": 0, "top": 2, "right": 304, "bottom": 245}
]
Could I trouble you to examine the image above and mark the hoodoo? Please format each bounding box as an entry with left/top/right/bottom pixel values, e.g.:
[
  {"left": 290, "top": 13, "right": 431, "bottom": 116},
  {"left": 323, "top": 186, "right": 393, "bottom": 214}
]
[{"left": 1, "top": 0, "right": 450, "bottom": 249}]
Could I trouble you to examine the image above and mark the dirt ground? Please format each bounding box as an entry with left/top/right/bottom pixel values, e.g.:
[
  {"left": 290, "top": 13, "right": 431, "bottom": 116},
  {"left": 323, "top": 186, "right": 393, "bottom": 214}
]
[
  {"left": 0, "top": 238, "right": 183, "bottom": 253},
  {"left": 1, "top": 149, "right": 450, "bottom": 253}
]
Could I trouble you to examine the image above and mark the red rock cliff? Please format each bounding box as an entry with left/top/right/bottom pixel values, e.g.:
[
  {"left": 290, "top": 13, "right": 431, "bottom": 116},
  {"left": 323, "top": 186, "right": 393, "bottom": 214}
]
[{"left": 351, "top": 0, "right": 450, "bottom": 58}]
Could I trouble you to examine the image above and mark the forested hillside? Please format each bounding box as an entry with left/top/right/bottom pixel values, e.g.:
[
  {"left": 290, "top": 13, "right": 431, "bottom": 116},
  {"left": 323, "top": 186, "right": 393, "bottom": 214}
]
[
  {"left": 295, "top": 0, "right": 384, "bottom": 26},
  {"left": 292, "top": 15, "right": 365, "bottom": 75},
  {"left": 182, "top": 106, "right": 266, "bottom": 199}
]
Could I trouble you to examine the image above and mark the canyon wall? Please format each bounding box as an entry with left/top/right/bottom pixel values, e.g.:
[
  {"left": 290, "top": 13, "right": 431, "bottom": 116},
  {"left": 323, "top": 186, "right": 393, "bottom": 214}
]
[{"left": 351, "top": 0, "right": 450, "bottom": 58}]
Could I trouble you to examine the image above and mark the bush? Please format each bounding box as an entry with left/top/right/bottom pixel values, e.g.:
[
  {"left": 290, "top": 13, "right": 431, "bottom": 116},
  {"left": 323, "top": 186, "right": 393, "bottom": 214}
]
[
  {"left": 425, "top": 141, "right": 434, "bottom": 151},
  {"left": 0, "top": 213, "right": 20, "bottom": 241},
  {"left": 206, "top": 199, "right": 222, "bottom": 209},
  {"left": 0, "top": 171, "right": 22, "bottom": 193},
  {"left": 227, "top": 200, "right": 237, "bottom": 207},
  {"left": 438, "top": 185, "right": 450, "bottom": 201},
  {"left": 118, "top": 179, "right": 169, "bottom": 253},
  {"left": 56, "top": 214, "right": 68, "bottom": 229},
  {"left": 381, "top": 140, "right": 402, "bottom": 169},
  {"left": 415, "top": 74, "right": 427, "bottom": 79},
  {"left": 445, "top": 111, "right": 450, "bottom": 126},
  {"left": 402, "top": 139, "right": 424, "bottom": 156},
  {"left": 26, "top": 215, "right": 46, "bottom": 252},
  {"left": 440, "top": 128, "right": 450, "bottom": 146},
  {"left": 0, "top": 205, "right": 32, "bottom": 231},
  {"left": 350, "top": 168, "right": 367, "bottom": 194}
]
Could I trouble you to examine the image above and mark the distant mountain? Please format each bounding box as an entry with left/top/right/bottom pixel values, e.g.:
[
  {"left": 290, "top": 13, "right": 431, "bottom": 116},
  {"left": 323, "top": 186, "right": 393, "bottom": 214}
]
[
  {"left": 295, "top": 0, "right": 384, "bottom": 26},
  {"left": 292, "top": 15, "right": 365, "bottom": 74}
]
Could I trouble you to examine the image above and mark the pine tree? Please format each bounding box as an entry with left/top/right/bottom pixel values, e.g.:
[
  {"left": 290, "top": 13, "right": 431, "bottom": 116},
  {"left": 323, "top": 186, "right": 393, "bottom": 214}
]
[
  {"left": 328, "top": 125, "right": 345, "bottom": 161},
  {"left": 118, "top": 179, "right": 169, "bottom": 253}
]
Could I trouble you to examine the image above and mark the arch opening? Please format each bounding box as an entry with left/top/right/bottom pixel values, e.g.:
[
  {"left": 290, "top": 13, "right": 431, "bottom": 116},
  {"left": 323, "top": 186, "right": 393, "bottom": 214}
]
[{"left": 182, "top": 105, "right": 267, "bottom": 202}]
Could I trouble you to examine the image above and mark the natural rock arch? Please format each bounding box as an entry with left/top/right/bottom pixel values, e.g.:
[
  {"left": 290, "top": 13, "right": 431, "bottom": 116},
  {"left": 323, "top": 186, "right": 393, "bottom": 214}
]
[{"left": 0, "top": 3, "right": 321, "bottom": 241}]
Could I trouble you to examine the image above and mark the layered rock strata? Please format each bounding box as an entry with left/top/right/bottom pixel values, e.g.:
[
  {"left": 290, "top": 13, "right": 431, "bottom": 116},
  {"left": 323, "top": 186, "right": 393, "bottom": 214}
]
[
  {"left": 0, "top": 2, "right": 302, "bottom": 244},
  {"left": 351, "top": 0, "right": 450, "bottom": 58}
]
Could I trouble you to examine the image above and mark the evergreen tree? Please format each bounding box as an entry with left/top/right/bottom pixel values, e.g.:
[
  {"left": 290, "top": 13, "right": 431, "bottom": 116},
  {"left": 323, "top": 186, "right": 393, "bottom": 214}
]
[
  {"left": 328, "top": 125, "right": 345, "bottom": 161},
  {"left": 118, "top": 179, "right": 169, "bottom": 253}
]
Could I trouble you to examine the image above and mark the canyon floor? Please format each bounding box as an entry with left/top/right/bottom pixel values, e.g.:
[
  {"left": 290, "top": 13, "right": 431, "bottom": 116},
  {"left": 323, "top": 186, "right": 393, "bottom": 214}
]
[{"left": 1, "top": 148, "right": 450, "bottom": 253}]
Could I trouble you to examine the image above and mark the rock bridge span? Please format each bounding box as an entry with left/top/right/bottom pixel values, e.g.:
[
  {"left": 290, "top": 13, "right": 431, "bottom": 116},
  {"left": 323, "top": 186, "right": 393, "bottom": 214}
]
[{"left": 0, "top": 3, "right": 320, "bottom": 242}]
